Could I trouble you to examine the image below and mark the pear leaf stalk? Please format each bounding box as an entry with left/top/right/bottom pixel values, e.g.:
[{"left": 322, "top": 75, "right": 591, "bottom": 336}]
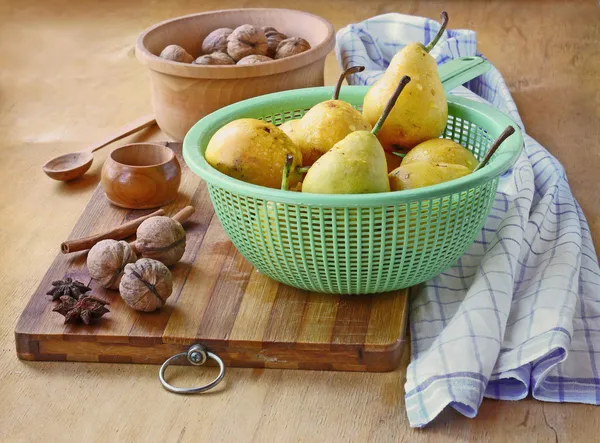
[
  {"left": 424, "top": 11, "right": 449, "bottom": 53},
  {"left": 371, "top": 75, "right": 411, "bottom": 136},
  {"left": 332, "top": 66, "right": 365, "bottom": 100},
  {"left": 473, "top": 126, "right": 516, "bottom": 172},
  {"left": 281, "top": 154, "right": 294, "bottom": 191}
]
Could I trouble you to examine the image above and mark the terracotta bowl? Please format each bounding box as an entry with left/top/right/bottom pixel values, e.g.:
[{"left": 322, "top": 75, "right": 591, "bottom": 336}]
[
  {"left": 135, "top": 8, "right": 336, "bottom": 141},
  {"left": 101, "top": 143, "right": 181, "bottom": 209}
]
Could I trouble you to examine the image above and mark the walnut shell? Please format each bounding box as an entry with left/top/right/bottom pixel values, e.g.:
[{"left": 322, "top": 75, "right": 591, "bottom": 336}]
[
  {"left": 264, "top": 29, "right": 288, "bottom": 58},
  {"left": 237, "top": 55, "right": 273, "bottom": 65},
  {"left": 87, "top": 240, "right": 137, "bottom": 289},
  {"left": 193, "top": 52, "right": 235, "bottom": 65},
  {"left": 201, "top": 27, "right": 233, "bottom": 54},
  {"left": 260, "top": 26, "right": 279, "bottom": 34},
  {"left": 275, "top": 37, "right": 311, "bottom": 59},
  {"left": 135, "top": 216, "right": 186, "bottom": 266},
  {"left": 119, "top": 259, "right": 172, "bottom": 312},
  {"left": 159, "top": 45, "right": 194, "bottom": 63},
  {"left": 226, "top": 24, "right": 268, "bottom": 62}
]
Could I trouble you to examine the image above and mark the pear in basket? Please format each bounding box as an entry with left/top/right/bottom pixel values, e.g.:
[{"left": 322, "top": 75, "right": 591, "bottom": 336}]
[
  {"left": 362, "top": 12, "right": 449, "bottom": 152},
  {"left": 388, "top": 137, "right": 476, "bottom": 190},
  {"left": 205, "top": 119, "right": 303, "bottom": 189},
  {"left": 402, "top": 138, "right": 478, "bottom": 170},
  {"left": 299, "top": 76, "right": 412, "bottom": 194},
  {"left": 389, "top": 161, "right": 471, "bottom": 191},
  {"left": 279, "top": 66, "right": 372, "bottom": 166}
]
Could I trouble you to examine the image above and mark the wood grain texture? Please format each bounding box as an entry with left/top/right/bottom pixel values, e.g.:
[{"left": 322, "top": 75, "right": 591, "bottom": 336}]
[
  {"left": 1, "top": 0, "right": 599, "bottom": 442},
  {"left": 15, "top": 142, "right": 408, "bottom": 371},
  {"left": 136, "top": 9, "right": 336, "bottom": 140},
  {"left": 101, "top": 142, "right": 181, "bottom": 209}
]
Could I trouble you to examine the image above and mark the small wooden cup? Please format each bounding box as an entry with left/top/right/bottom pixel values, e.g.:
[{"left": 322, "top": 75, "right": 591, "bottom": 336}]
[{"left": 101, "top": 143, "right": 181, "bottom": 209}]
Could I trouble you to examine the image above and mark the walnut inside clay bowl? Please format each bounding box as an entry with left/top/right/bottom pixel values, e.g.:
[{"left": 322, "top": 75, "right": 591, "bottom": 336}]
[{"left": 135, "top": 9, "right": 335, "bottom": 141}]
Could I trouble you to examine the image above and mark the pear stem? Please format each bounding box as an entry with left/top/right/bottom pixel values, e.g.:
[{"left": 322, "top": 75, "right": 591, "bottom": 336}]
[
  {"left": 297, "top": 166, "right": 310, "bottom": 174},
  {"left": 281, "top": 154, "right": 294, "bottom": 191},
  {"left": 424, "top": 11, "right": 449, "bottom": 53},
  {"left": 371, "top": 75, "right": 411, "bottom": 137},
  {"left": 473, "top": 126, "right": 516, "bottom": 172},
  {"left": 391, "top": 152, "right": 407, "bottom": 158},
  {"left": 332, "top": 66, "right": 365, "bottom": 100}
]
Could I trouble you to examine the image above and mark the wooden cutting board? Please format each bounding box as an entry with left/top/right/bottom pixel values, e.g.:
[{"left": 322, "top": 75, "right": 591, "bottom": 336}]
[{"left": 15, "top": 143, "right": 408, "bottom": 371}]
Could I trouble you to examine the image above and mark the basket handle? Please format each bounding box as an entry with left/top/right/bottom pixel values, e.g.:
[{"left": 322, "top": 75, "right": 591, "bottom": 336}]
[{"left": 439, "top": 56, "right": 491, "bottom": 92}]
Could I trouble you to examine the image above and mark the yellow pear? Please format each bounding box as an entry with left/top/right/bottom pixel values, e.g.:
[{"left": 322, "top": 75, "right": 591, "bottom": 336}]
[
  {"left": 278, "top": 120, "right": 301, "bottom": 145},
  {"left": 402, "top": 138, "right": 478, "bottom": 170},
  {"left": 280, "top": 66, "right": 371, "bottom": 166},
  {"left": 385, "top": 150, "right": 403, "bottom": 173},
  {"left": 388, "top": 161, "right": 471, "bottom": 191},
  {"left": 362, "top": 12, "right": 449, "bottom": 152},
  {"left": 302, "top": 76, "right": 411, "bottom": 194},
  {"left": 302, "top": 131, "right": 391, "bottom": 194},
  {"left": 205, "top": 118, "right": 302, "bottom": 189}
]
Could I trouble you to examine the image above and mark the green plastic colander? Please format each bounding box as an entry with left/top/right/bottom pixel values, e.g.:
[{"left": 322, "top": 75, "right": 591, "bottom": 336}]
[{"left": 183, "top": 57, "right": 523, "bottom": 294}]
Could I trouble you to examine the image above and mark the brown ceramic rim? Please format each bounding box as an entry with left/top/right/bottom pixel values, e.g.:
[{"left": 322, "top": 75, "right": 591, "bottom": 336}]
[
  {"left": 135, "top": 8, "right": 336, "bottom": 79},
  {"left": 109, "top": 143, "right": 175, "bottom": 168}
]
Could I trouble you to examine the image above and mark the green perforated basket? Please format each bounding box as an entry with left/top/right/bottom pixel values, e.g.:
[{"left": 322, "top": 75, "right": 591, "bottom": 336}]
[{"left": 183, "top": 87, "right": 523, "bottom": 294}]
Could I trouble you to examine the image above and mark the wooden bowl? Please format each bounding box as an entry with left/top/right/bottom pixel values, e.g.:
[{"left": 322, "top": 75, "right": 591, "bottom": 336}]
[
  {"left": 135, "top": 8, "right": 336, "bottom": 141},
  {"left": 101, "top": 143, "right": 181, "bottom": 209}
]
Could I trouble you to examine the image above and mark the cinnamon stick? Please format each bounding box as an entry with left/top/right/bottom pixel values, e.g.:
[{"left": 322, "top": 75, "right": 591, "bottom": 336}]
[
  {"left": 61, "top": 209, "right": 165, "bottom": 254},
  {"left": 171, "top": 205, "right": 195, "bottom": 224}
]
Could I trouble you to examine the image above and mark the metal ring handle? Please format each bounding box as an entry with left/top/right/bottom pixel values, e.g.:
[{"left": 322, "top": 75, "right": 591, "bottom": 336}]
[{"left": 159, "top": 344, "right": 225, "bottom": 394}]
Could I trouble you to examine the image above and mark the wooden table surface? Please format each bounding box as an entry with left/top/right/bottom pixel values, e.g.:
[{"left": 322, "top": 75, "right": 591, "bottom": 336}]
[{"left": 1, "top": 0, "right": 599, "bottom": 441}]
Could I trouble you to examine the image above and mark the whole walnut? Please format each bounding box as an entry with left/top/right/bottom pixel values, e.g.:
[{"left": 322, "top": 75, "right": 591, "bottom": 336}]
[
  {"left": 264, "top": 29, "right": 288, "bottom": 58},
  {"left": 226, "top": 24, "right": 268, "bottom": 62},
  {"left": 119, "top": 259, "right": 173, "bottom": 312},
  {"left": 159, "top": 44, "right": 194, "bottom": 63},
  {"left": 135, "top": 216, "right": 186, "bottom": 266},
  {"left": 87, "top": 240, "right": 137, "bottom": 289},
  {"left": 193, "top": 52, "right": 235, "bottom": 65},
  {"left": 275, "top": 37, "right": 311, "bottom": 59},
  {"left": 237, "top": 55, "right": 273, "bottom": 65},
  {"left": 201, "top": 27, "right": 233, "bottom": 54},
  {"left": 261, "top": 26, "right": 278, "bottom": 34}
]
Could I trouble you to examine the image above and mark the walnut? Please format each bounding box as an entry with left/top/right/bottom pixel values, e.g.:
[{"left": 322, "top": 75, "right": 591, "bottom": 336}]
[
  {"left": 87, "top": 240, "right": 137, "bottom": 289},
  {"left": 237, "top": 55, "right": 273, "bottom": 65},
  {"left": 264, "top": 29, "right": 288, "bottom": 58},
  {"left": 201, "top": 27, "right": 233, "bottom": 54},
  {"left": 119, "top": 259, "right": 172, "bottom": 312},
  {"left": 159, "top": 44, "right": 194, "bottom": 63},
  {"left": 226, "top": 24, "right": 268, "bottom": 62},
  {"left": 193, "top": 52, "right": 235, "bottom": 65},
  {"left": 275, "top": 37, "right": 311, "bottom": 59},
  {"left": 135, "top": 216, "right": 186, "bottom": 266}
]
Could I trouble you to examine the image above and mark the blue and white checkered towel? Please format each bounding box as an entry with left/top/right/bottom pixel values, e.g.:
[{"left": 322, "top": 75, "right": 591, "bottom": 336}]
[{"left": 336, "top": 13, "right": 600, "bottom": 427}]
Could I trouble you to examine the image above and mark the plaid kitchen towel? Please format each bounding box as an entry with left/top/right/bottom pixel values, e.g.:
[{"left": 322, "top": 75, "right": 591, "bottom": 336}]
[{"left": 336, "top": 13, "right": 600, "bottom": 427}]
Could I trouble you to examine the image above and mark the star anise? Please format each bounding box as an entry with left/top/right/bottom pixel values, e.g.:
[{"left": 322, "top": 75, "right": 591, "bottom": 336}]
[
  {"left": 52, "top": 295, "right": 110, "bottom": 325},
  {"left": 46, "top": 277, "right": 91, "bottom": 301}
]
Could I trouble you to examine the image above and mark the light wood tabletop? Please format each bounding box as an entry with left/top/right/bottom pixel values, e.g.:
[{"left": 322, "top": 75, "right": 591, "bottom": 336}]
[{"left": 1, "top": 0, "right": 599, "bottom": 441}]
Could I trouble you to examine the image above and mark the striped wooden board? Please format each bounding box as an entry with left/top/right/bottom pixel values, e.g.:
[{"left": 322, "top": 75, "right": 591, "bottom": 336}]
[{"left": 15, "top": 143, "right": 408, "bottom": 371}]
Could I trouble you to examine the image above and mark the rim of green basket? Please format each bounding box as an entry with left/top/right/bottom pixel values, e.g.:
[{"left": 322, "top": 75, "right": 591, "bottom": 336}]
[{"left": 183, "top": 86, "right": 523, "bottom": 206}]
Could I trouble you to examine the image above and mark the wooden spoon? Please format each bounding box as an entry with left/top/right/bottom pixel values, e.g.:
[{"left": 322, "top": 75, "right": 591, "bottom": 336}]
[{"left": 42, "top": 115, "right": 156, "bottom": 181}]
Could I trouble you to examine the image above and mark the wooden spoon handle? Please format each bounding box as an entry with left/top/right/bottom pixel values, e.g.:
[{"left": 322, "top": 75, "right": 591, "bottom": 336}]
[{"left": 86, "top": 114, "right": 156, "bottom": 154}]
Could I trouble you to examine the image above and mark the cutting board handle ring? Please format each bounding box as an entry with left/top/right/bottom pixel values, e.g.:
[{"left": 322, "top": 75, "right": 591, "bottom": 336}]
[{"left": 159, "top": 343, "right": 226, "bottom": 394}]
